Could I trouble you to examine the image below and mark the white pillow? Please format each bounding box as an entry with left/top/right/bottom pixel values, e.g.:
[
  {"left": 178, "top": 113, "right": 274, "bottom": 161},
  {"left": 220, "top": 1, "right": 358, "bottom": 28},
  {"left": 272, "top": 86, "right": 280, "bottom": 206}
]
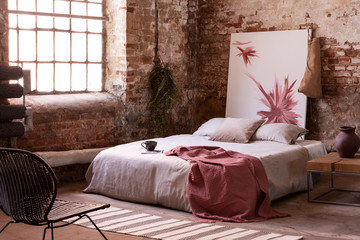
[
  {"left": 193, "top": 118, "right": 225, "bottom": 136},
  {"left": 251, "top": 123, "right": 309, "bottom": 144}
]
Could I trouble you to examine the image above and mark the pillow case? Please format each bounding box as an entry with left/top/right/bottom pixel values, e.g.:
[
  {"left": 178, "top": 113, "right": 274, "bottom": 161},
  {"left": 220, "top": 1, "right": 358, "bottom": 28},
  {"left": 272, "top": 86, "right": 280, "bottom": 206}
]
[
  {"left": 193, "top": 118, "right": 225, "bottom": 136},
  {"left": 251, "top": 123, "right": 309, "bottom": 144},
  {"left": 209, "top": 118, "right": 265, "bottom": 143}
]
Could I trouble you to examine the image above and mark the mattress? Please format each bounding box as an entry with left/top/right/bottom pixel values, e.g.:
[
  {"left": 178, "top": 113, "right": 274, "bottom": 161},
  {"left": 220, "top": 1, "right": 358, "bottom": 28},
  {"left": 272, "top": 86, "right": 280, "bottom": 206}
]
[{"left": 84, "top": 134, "right": 326, "bottom": 212}]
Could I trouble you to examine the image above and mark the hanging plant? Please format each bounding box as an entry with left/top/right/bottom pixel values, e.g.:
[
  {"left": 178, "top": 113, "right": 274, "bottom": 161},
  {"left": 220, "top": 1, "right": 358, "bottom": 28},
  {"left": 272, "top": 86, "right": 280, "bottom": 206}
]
[
  {"left": 149, "top": 61, "right": 177, "bottom": 129},
  {"left": 149, "top": 0, "right": 177, "bottom": 130}
]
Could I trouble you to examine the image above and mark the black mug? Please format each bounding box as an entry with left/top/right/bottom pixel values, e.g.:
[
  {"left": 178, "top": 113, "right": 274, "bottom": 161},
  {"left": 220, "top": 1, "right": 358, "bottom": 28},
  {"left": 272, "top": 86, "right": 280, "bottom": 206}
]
[{"left": 141, "top": 141, "right": 157, "bottom": 151}]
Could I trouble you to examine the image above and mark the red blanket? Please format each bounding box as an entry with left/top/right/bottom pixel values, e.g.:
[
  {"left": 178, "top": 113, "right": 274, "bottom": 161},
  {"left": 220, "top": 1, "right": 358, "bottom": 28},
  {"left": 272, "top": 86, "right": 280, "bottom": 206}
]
[{"left": 165, "top": 146, "right": 289, "bottom": 222}]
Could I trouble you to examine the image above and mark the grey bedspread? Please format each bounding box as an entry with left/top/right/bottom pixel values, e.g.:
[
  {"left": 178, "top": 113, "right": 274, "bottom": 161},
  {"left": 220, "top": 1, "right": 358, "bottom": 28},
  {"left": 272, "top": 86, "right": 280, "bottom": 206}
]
[{"left": 84, "top": 134, "right": 326, "bottom": 212}]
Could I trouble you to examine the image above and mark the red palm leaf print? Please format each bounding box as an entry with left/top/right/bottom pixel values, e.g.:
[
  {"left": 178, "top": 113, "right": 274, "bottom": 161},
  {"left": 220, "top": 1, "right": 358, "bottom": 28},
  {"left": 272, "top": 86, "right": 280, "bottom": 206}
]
[{"left": 246, "top": 73, "right": 301, "bottom": 125}]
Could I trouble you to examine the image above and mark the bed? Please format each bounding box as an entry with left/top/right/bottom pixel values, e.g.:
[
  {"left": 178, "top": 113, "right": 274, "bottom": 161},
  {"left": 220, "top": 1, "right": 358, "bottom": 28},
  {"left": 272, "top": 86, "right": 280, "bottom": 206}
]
[{"left": 84, "top": 118, "right": 327, "bottom": 213}]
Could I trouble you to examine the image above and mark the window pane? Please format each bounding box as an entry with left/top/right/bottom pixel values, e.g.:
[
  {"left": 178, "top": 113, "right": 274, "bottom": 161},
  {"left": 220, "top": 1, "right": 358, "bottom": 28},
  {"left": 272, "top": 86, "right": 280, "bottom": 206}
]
[
  {"left": 38, "top": 16, "right": 53, "bottom": 29},
  {"left": 9, "top": 30, "right": 18, "bottom": 61},
  {"left": 8, "top": 0, "right": 17, "bottom": 10},
  {"left": 88, "top": 4, "right": 102, "bottom": 17},
  {"left": 88, "top": 20, "right": 102, "bottom": 33},
  {"left": 55, "top": 32, "right": 70, "bottom": 61},
  {"left": 72, "top": 33, "right": 86, "bottom": 61},
  {"left": 55, "top": 0, "right": 69, "bottom": 14},
  {"left": 22, "top": 63, "right": 36, "bottom": 91},
  {"left": 18, "top": 0, "right": 35, "bottom": 11},
  {"left": 88, "top": 34, "right": 102, "bottom": 62},
  {"left": 10, "top": 0, "right": 104, "bottom": 94},
  {"left": 55, "top": 63, "right": 70, "bottom": 91},
  {"left": 71, "top": 19, "right": 86, "bottom": 32},
  {"left": 38, "top": 31, "right": 54, "bottom": 61},
  {"left": 37, "top": 63, "right": 54, "bottom": 92},
  {"left": 72, "top": 64, "right": 86, "bottom": 91},
  {"left": 9, "top": 14, "right": 17, "bottom": 28},
  {"left": 88, "top": 64, "right": 102, "bottom": 91},
  {"left": 19, "top": 31, "right": 36, "bottom": 61},
  {"left": 18, "top": 15, "right": 35, "bottom": 29},
  {"left": 71, "top": 2, "right": 86, "bottom": 15},
  {"left": 55, "top": 17, "right": 70, "bottom": 30},
  {"left": 37, "top": 0, "right": 53, "bottom": 13}
]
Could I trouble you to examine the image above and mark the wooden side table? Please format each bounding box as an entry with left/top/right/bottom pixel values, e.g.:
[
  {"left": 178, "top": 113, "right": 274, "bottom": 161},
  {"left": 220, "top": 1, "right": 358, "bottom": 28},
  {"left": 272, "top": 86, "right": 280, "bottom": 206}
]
[{"left": 306, "top": 152, "right": 360, "bottom": 206}]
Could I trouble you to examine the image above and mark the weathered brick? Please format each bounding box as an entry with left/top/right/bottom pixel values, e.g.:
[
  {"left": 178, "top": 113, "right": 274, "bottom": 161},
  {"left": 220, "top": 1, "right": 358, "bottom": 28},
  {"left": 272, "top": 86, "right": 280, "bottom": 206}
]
[{"left": 1, "top": 0, "right": 360, "bottom": 152}]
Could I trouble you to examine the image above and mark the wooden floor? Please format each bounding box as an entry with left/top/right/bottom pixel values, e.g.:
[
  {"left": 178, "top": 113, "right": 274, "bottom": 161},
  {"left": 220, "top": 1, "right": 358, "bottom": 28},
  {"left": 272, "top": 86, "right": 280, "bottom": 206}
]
[{"left": 2, "top": 176, "right": 360, "bottom": 240}]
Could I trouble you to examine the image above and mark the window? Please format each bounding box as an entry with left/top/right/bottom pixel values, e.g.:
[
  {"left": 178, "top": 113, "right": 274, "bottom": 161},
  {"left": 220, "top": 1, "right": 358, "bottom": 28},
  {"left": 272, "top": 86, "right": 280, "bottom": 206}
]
[{"left": 8, "top": 0, "right": 106, "bottom": 94}]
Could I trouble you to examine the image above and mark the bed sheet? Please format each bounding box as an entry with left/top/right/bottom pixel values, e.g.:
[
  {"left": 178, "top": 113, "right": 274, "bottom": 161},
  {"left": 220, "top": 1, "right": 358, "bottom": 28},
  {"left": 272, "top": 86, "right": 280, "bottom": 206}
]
[{"left": 84, "top": 134, "right": 326, "bottom": 212}]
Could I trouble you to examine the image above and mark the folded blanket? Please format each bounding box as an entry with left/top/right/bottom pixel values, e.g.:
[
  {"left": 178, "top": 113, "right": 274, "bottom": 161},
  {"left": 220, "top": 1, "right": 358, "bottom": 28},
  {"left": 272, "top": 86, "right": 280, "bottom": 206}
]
[{"left": 165, "top": 146, "right": 289, "bottom": 222}]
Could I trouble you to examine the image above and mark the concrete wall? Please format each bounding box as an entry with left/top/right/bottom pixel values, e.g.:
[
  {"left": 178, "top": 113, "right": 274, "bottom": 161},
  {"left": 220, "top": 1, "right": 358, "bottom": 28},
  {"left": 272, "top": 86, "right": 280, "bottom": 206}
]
[{"left": 1, "top": 0, "right": 360, "bottom": 151}]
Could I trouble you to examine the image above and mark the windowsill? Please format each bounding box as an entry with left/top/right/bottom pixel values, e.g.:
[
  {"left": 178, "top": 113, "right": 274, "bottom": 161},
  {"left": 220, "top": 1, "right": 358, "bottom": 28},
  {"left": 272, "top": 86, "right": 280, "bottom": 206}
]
[{"left": 10, "top": 92, "right": 118, "bottom": 109}]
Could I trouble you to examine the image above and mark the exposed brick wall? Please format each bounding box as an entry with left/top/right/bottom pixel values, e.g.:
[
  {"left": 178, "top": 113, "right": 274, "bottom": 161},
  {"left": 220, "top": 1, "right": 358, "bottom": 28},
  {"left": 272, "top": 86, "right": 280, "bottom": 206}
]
[
  {"left": 307, "top": 38, "right": 360, "bottom": 147},
  {"left": 0, "top": 0, "right": 198, "bottom": 151},
  {"left": 194, "top": 0, "right": 360, "bottom": 148},
  {"left": 0, "top": 1, "right": 9, "bottom": 147},
  {"left": 0, "top": 1, "right": 7, "bottom": 65},
  {"left": 1, "top": 0, "right": 360, "bottom": 152},
  {"left": 12, "top": 94, "right": 125, "bottom": 151},
  {"left": 103, "top": 0, "right": 198, "bottom": 140}
]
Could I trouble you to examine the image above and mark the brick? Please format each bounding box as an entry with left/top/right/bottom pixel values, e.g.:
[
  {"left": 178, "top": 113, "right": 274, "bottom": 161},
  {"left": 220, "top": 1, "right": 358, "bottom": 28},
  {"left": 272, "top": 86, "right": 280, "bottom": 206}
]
[
  {"left": 351, "top": 57, "right": 360, "bottom": 64},
  {"left": 339, "top": 57, "right": 351, "bottom": 64},
  {"left": 345, "top": 49, "right": 359, "bottom": 57}
]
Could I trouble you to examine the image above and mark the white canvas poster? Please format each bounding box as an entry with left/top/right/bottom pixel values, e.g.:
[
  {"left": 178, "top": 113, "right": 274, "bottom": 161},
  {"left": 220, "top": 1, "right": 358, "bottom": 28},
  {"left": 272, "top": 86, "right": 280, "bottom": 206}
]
[{"left": 226, "top": 30, "right": 308, "bottom": 127}]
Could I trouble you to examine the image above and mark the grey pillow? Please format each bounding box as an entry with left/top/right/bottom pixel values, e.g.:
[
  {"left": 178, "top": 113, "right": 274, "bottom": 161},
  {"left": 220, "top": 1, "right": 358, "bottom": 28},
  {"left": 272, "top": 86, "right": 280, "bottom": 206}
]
[
  {"left": 209, "top": 118, "right": 265, "bottom": 143},
  {"left": 251, "top": 123, "right": 309, "bottom": 144}
]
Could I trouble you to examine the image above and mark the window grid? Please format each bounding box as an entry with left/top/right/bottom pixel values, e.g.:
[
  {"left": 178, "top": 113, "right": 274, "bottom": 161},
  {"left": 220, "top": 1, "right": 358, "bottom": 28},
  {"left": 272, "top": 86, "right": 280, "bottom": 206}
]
[{"left": 8, "top": 0, "right": 105, "bottom": 94}]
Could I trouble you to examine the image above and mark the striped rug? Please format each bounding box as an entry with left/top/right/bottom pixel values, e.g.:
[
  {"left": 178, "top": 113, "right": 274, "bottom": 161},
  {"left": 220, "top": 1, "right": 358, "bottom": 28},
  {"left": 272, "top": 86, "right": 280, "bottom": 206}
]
[{"left": 66, "top": 206, "right": 303, "bottom": 240}]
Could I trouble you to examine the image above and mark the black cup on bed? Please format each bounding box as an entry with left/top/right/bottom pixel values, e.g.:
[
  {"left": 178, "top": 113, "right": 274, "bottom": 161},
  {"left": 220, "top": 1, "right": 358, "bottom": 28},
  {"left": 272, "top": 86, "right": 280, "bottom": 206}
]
[{"left": 141, "top": 141, "right": 157, "bottom": 151}]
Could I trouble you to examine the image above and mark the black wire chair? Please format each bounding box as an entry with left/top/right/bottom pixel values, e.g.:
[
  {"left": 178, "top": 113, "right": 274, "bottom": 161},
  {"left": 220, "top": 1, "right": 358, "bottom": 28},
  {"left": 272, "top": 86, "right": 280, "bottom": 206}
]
[{"left": 0, "top": 147, "right": 110, "bottom": 240}]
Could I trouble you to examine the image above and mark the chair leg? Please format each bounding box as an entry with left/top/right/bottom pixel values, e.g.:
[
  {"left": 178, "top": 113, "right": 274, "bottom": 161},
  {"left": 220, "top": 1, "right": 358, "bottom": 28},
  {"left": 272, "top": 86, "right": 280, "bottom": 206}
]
[
  {"left": 43, "top": 223, "right": 54, "bottom": 240},
  {"left": 42, "top": 224, "right": 48, "bottom": 240},
  {"left": 0, "top": 221, "right": 15, "bottom": 233},
  {"left": 42, "top": 223, "right": 55, "bottom": 240},
  {"left": 84, "top": 215, "right": 108, "bottom": 240},
  {"left": 51, "top": 223, "right": 54, "bottom": 240}
]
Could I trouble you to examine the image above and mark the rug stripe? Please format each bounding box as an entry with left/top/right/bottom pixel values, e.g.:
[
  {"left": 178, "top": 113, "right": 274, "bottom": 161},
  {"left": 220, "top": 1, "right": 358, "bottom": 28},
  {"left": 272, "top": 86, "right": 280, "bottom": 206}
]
[
  {"left": 99, "top": 215, "right": 161, "bottom": 230},
  {"left": 272, "top": 235, "right": 303, "bottom": 240},
  {"left": 253, "top": 233, "right": 283, "bottom": 240},
  {"left": 86, "top": 207, "right": 125, "bottom": 217},
  {"left": 175, "top": 226, "right": 246, "bottom": 240},
  {"left": 65, "top": 206, "right": 303, "bottom": 240},
  {"left": 94, "top": 213, "right": 151, "bottom": 227},
  {"left": 162, "top": 225, "right": 224, "bottom": 240},
  {"left": 131, "top": 220, "right": 192, "bottom": 236},
  {"left": 75, "top": 209, "right": 132, "bottom": 224},
  {"left": 82, "top": 212, "right": 153, "bottom": 229},
  {"left": 217, "top": 229, "right": 259, "bottom": 240},
  {"left": 119, "top": 218, "right": 180, "bottom": 233},
  {"left": 64, "top": 208, "right": 129, "bottom": 224},
  {"left": 151, "top": 223, "right": 212, "bottom": 239},
  {"left": 196, "top": 228, "right": 247, "bottom": 240}
]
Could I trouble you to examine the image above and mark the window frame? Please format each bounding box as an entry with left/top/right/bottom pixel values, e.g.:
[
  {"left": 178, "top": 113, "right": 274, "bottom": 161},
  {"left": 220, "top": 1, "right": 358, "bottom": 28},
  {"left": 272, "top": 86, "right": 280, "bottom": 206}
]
[{"left": 8, "top": 0, "right": 107, "bottom": 94}]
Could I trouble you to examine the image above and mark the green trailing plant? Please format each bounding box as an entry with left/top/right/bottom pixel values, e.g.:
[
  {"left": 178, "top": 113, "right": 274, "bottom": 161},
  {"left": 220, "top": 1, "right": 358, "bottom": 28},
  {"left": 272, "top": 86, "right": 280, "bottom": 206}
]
[
  {"left": 149, "top": 61, "right": 177, "bottom": 130},
  {"left": 149, "top": 0, "right": 177, "bottom": 131}
]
